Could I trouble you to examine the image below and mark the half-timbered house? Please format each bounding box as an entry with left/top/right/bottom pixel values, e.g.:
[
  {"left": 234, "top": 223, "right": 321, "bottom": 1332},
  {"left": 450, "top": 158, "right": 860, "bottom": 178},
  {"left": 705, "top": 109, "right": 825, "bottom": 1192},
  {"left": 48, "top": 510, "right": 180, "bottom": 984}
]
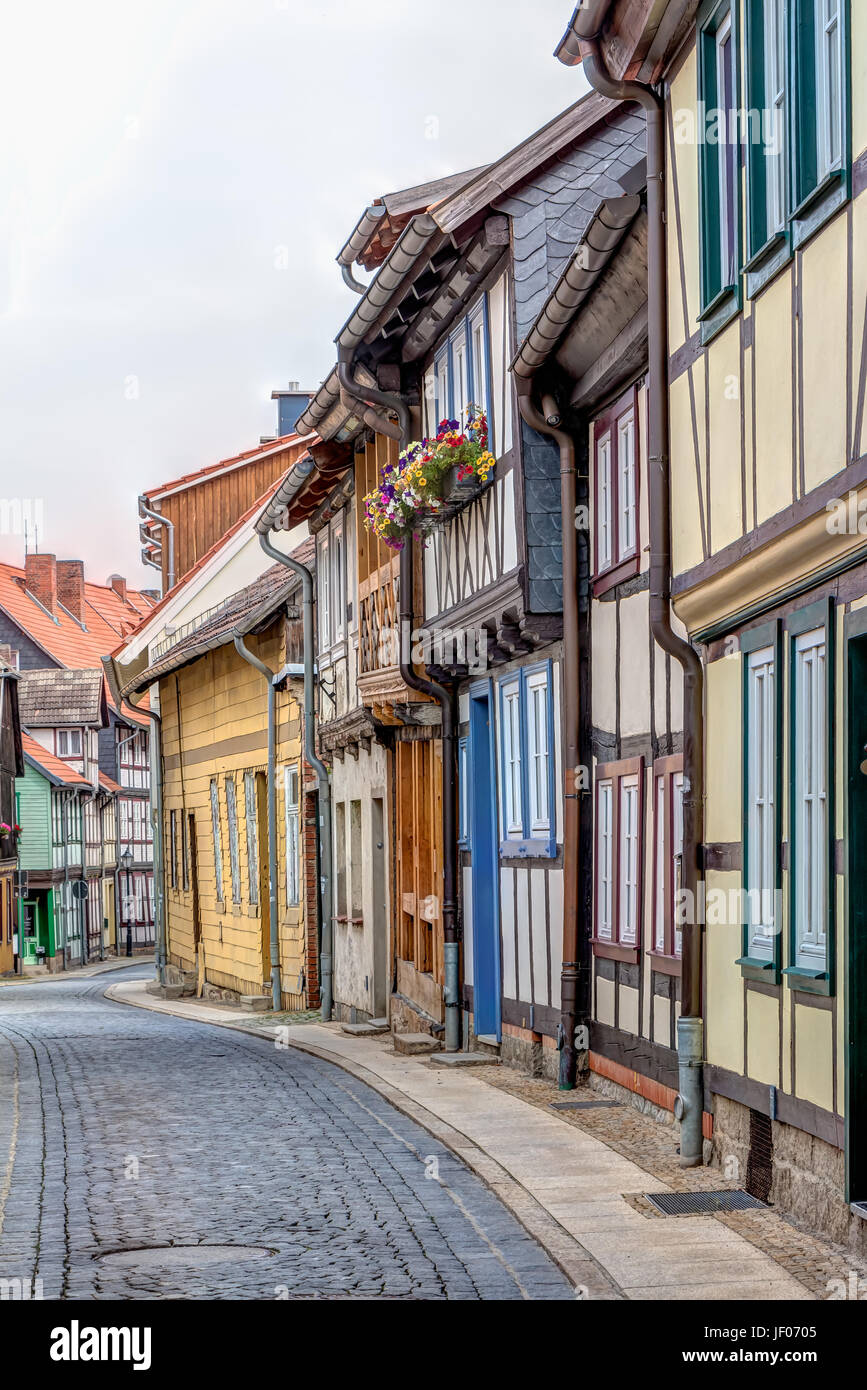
[
  {"left": 0, "top": 650, "right": 24, "bottom": 975},
  {"left": 556, "top": 0, "right": 867, "bottom": 1228}
]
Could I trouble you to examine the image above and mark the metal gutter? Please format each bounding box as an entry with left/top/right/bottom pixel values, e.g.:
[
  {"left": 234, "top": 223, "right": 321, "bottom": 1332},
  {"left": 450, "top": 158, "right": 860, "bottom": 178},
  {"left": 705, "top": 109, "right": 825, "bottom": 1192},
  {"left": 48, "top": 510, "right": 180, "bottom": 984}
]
[
  {"left": 335, "top": 214, "right": 440, "bottom": 354},
  {"left": 511, "top": 192, "right": 641, "bottom": 377},
  {"left": 575, "top": 27, "right": 706, "bottom": 1167},
  {"left": 337, "top": 204, "right": 387, "bottom": 293},
  {"left": 138, "top": 496, "right": 175, "bottom": 595},
  {"left": 254, "top": 484, "right": 334, "bottom": 1021}
]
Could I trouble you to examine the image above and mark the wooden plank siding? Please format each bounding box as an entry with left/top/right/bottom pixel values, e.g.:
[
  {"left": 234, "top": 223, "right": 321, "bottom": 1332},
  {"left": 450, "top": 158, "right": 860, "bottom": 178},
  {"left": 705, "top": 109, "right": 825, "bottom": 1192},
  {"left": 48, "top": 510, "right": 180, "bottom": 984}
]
[
  {"left": 150, "top": 439, "right": 310, "bottom": 591},
  {"left": 158, "top": 619, "right": 310, "bottom": 1007}
]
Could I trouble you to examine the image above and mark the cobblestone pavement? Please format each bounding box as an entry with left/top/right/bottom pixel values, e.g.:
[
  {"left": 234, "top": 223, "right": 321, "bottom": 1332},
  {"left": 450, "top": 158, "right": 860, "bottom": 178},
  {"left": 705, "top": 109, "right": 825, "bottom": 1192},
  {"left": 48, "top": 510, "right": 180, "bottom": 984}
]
[
  {"left": 476, "top": 1065, "right": 867, "bottom": 1300},
  {"left": 0, "top": 968, "right": 573, "bottom": 1301}
]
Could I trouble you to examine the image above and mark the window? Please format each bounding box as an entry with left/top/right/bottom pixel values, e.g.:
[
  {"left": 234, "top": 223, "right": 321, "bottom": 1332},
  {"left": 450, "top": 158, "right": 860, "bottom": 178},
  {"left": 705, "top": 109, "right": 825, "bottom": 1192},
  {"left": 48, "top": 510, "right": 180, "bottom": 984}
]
[
  {"left": 210, "top": 779, "right": 224, "bottom": 902},
  {"left": 317, "top": 511, "right": 346, "bottom": 650},
  {"left": 169, "top": 809, "right": 178, "bottom": 890},
  {"left": 181, "top": 812, "right": 190, "bottom": 892},
  {"left": 792, "top": 625, "right": 829, "bottom": 970},
  {"left": 744, "top": 641, "right": 779, "bottom": 965},
  {"left": 698, "top": 0, "right": 740, "bottom": 315},
  {"left": 244, "top": 771, "right": 259, "bottom": 906},
  {"left": 497, "top": 661, "right": 556, "bottom": 857},
  {"left": 793, "top": 0, "right": 846, "bottom": 205},
  {"left": 285, "top": 765, "right": 300, "bottom": 907},
  {"left": 458, "top": 737, "right": 469, "bottom": 846},
  {"left": 593, "top": 758, "right": 644, "bottom": 954},
  {"left": 225, "top": 776, "right": 241, "bottom": 904},
  {"left": 653, "top": 760, "right": 685, "bottom": 960},
  {"left": 746, "top": 0, "right": 788, "bottom": 258},
  {"left": 593, "top": 388, "right": 639, "bottom": 590},
  {"left": 57, "top": 728, "right": 82, "bottom": 758},
  {"left": 430, "top": 293, "right": 492, "bottom": 436}
]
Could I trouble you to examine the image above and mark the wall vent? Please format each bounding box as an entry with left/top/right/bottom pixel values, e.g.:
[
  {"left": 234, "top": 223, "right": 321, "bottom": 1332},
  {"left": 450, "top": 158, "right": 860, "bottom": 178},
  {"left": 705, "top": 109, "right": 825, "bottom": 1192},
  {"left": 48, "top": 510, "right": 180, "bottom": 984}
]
[{"left": 746, "top": 1107, "right": 774, "bottom": 1203}]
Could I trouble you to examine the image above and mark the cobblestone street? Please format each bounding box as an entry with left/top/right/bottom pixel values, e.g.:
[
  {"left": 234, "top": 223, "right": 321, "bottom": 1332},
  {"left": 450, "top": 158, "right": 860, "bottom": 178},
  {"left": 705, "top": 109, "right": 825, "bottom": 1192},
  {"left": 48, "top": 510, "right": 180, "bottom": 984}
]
[{"left": 0, "top": 967, "right": 572, "bottom": 1300}]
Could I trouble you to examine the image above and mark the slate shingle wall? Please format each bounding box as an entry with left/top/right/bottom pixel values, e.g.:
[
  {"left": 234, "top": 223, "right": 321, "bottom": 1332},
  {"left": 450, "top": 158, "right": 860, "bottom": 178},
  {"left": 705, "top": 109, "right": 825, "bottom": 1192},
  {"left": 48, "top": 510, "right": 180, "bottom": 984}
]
[{"left": 495, "top": 108, "right": 646, "bottom": 613}]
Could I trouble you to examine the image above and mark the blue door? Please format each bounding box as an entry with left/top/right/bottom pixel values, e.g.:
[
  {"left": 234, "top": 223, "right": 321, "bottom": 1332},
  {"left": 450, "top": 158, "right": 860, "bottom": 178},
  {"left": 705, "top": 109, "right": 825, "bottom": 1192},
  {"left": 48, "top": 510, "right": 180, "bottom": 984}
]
[{"left": 469, "top": 687, "right": 501, "bottom": 1039}]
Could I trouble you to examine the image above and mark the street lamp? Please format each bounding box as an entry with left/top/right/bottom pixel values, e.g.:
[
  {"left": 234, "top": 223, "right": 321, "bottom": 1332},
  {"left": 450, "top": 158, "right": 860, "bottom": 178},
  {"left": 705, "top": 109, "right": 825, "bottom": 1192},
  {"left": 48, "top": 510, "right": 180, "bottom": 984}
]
[{"left": 120, "top": 846, "right": 134, "bottom": 958}]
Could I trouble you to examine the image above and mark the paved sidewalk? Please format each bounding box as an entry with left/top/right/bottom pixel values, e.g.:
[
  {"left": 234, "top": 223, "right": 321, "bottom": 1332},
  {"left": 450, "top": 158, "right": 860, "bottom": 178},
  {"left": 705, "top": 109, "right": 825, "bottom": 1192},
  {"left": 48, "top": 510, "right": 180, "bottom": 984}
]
[
  {"left": 0, "top": 955, "right": 154, "bottom": 987},
  {"left": 106, "top": 977, "right": 815, "bottom": 1302}
]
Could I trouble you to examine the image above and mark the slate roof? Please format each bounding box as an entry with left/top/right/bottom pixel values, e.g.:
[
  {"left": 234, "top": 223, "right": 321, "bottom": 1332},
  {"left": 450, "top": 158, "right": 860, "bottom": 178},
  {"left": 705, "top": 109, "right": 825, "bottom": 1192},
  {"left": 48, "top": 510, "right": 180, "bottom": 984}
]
[
  {"left": 494, "top": 104, "right": 647, "bottom": 345},
  {"left": 125, "top": 541, "right": 313, "bottom": 695},
  {"left": 18, "top": 667, "right": 107, "bottom": 728},
  {"left": 21, "top": 731, "right": 92, "bottom": 788}
]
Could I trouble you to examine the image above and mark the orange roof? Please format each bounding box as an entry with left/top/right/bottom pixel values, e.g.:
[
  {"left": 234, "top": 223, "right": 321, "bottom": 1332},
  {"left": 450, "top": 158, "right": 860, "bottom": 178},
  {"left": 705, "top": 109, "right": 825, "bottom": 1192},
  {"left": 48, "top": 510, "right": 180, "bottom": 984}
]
[
  {"left": 98, "top": 770, "right": 122, "bottom": 794},
  {"left": 0, "top": 562, "right": 153, "bottom": 724},
  {"left": 21, "top": 731, "right": 92, "bottom": 788},
  {"left": 144, "top": 431, "right": 309, "bottom": 501}
]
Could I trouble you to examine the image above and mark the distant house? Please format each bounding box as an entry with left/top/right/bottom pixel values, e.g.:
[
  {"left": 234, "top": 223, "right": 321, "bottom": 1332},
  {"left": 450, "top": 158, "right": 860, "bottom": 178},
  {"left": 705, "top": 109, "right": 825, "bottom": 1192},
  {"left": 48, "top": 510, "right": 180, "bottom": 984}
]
[
  {"left": 16, "top": 667, "right": 114, "bottom": 968},
  {"left": 0, "top": 650, "right": 24, "bottom": 975},
  {"left": 0, "top": 554, "right": 157, "bottom": 954}
]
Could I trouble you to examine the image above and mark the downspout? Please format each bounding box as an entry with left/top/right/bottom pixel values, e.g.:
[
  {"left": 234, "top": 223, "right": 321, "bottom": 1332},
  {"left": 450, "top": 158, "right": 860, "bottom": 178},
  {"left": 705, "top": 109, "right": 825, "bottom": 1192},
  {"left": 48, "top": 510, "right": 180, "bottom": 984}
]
[
  {"left": 338, "top": 355, "right": 461, "bottom": 1053},
  {"left": 515, "top": 384, "right": 584, "bottom": 1090},
  {"left": 233, "top": 634, "right": 281, "bottom": 1012},
  {"left": 578, "top": 32, "right": 706, "bottom": 1165},
  {"left": 138, "top": 496, "right": 176, "bottom": 595},
  {"left": 255, "top": 530, "right": 334, "bottom": 1023}
]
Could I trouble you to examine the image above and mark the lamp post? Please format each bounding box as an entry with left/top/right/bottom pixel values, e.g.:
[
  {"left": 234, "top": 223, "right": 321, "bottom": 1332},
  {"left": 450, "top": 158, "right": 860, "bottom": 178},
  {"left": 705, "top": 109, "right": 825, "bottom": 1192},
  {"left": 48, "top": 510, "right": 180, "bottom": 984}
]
[{"left": 120, "top": 846, "right": 134, "bottom": 958}]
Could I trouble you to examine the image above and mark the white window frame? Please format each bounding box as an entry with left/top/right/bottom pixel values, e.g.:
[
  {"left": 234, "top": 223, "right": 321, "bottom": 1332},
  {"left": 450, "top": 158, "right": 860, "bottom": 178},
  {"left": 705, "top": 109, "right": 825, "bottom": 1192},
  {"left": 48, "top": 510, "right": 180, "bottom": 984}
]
[
  {"left": 57, "top": 728, "right": 83, "bottom": 758},
  {"left": 617, "top": 409, "right": 637, "bottom": 563},
  {"left": 746, "top": 645, "right": 777, "bottom": 961},
  {"left": 500, "top": 678, "right": 523, "bottom": 838},
  {"left": 285, "top": 765, "right": 300, "bottom": 908},
  {"left": 793, "top": 626, "right": 828, "bottom": 968},
  {"left": 816, "top": 0, "right": 843, "bottom": 178},
  {"left": 244, "top": 771, "right": 259, "bottom": 906},
  {"left": 715, "top": 11, "right": 736, "bottom": 288},
  {"left": 526, "top": 668, "right": 551, "bottom": 835},
  {"left": 618, "top": 775, "right": 640, "bottom": 946},
  {"left": 210, "top": 779, "right": 224, "bottom": 902},
  {"left": 225, "top": 776, "right": 241, "bottom": 904},
  {"left": 596, "top": 432, "right": 613, "bottom": 573},
  {"left": 596, "top": 779, "right": 614, "bottom": 942},
  {"left": 764, "top": 0, "right": 788, "bottom": 235},
  {"left": 450, "top": 321, "right": 470, "bottom": 428}
]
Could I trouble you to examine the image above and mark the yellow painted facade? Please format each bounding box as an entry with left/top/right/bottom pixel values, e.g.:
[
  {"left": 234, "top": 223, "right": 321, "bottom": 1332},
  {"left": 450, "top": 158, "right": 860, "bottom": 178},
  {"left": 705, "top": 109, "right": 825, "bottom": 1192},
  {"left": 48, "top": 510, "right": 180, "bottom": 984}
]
[
  {"left": 665, "top": 1, "right": 867, "bottom": 1174},
  {"left": 158, "top": 621, "right": 310, "bottom": 1009}
]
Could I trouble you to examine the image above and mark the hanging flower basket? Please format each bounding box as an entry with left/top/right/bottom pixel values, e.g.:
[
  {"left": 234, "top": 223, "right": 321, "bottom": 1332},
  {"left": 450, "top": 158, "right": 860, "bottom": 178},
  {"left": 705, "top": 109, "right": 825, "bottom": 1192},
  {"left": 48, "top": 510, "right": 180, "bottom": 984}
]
[{"left": 362, "top": 406, "right": 494, "bottom": 550}]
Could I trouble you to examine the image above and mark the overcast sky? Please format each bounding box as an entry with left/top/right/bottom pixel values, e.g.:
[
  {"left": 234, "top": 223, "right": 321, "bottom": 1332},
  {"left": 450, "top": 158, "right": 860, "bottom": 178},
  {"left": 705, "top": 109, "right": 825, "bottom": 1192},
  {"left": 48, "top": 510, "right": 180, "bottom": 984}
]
[{"left": 0, "top": 0, "right": 586, "bottom": 587}]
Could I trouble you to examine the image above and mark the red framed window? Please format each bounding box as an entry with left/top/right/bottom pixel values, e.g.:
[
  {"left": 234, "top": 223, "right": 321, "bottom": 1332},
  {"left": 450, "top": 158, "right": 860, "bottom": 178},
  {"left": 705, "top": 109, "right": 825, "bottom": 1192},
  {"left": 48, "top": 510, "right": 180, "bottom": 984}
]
[
  {"left": 593, "top": 757, "right": 644, "bottom": 961},
  {"left": 651, "top": 755, "right": 684, "bottom": 970},
  {"left": 592, "top": 386, "right": 640, "bottom": 595}
]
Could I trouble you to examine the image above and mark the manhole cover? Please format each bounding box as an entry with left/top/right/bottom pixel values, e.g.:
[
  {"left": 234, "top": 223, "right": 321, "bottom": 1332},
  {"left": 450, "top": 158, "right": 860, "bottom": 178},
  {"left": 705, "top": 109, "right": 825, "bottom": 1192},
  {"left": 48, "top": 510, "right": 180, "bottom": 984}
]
[
  {"left": 643, "top": 1189, "right": 768, "bottom": 1216},
  {"left": 97, "top": 1244, "right": 275, "bottom": 1268},
  {"left": 550, "top": 1100, "right": 622, "bottom": 1111}
]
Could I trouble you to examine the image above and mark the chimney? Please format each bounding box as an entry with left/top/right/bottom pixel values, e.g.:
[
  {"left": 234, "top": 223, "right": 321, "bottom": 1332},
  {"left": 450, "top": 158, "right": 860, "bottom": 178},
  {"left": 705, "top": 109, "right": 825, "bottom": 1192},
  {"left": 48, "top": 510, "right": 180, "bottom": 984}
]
[
  {"left": 25, "top": 553, "right": 57, "bottom": 614},
  {"left": 108, "top": 574, "right": 127, "bottom": 603},
  {"left": 57, "top": 560, "right": 86, "bottom": 624},
  {"left": 271, "top": 381, "right": 313, "bottom": 438}
]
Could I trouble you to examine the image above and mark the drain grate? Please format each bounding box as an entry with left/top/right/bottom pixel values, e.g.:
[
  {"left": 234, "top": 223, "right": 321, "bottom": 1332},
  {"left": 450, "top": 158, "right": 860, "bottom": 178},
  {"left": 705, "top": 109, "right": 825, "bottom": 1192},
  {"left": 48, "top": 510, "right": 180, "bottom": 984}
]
[
  {"left": 550, "top": 1100, "right": 622, "bottom": 1111},
  {"left": 643, "top": 1189, "right": 768, "bottom": 1216}
]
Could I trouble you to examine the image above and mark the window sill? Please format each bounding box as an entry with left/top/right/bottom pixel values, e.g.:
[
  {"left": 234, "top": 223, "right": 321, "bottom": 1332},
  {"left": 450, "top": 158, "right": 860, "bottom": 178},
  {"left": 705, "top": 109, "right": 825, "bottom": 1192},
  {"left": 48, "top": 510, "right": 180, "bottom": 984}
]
[
  {"left": 744, "top": 232, "right": 791, "bottom": 301},
  {"left": 592, "top": 555, "right": 640, "bottom": 599},
  {"left": 592, "top": 939, "right": 639, "bottom": 965},
  {"left": 215, "top": 900, "right": 226, "bottom": 914},
  {"left": 791, "top": 169, "right": 848, "bottom": 251},
  {"left": 499, "top": 838, "right": 556, "bottom": 861},
  {"left": 698, "top": 284, "right": 741, "bottom": 345},
  {"left": 736, "top": 954, "right": 779, "bottom": 985},
  {"left": 782, "top": 965, "right": 831, "bottom": 997},
  {"left": 648, "top": 951, "right": 682, "bottom": 976}
]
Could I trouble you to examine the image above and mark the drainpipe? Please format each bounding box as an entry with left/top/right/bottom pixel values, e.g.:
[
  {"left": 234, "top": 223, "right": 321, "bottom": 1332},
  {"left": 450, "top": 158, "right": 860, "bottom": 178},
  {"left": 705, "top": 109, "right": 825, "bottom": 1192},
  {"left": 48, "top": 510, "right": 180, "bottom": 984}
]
[
  {"left": 104, "top": 663, "right": 166, "bottom": 986},
  {"left": 138, "top": 496, "right": 176, "bottom": 595},
  {"left": 574, "top": 31, "right": 706, "bottom": 1165},
  {"left": 515, "top": 385, "right": 584, "bottom": 1089},
  {"left": 338, "top": 355, "right": 461, "bottom": 1053},
  {"left": 233, "top": 634, "right": 281, "bottom": 1012},
  {"left": 255, "top": 531, "right": 334, "bottom": 1022}
]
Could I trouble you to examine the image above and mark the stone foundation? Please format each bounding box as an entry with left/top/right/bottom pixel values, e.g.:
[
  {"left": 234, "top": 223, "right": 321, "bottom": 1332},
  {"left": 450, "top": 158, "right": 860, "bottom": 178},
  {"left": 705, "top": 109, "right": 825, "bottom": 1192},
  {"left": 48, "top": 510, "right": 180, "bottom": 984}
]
[
  {"left": 390, "top": 992, "right": 443, "bottom": 1041},
  {"left": 710, "top": 1093, "right": 867, "bottom": 1252}
]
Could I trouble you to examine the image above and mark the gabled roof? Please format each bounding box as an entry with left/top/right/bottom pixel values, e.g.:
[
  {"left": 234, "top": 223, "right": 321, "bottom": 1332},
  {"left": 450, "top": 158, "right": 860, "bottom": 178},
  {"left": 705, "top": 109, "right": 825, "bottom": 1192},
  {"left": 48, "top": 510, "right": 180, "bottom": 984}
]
[
  {"left": 121, "top": 541, "right": 313, "bottom": 696},
  {"left": 0, "top": 562, "right": 153, "bottom": 728},
  {"left": 18, "top": 668, "right": 108, "bottom": 728},
  {"left": 338, "top": 165, "right": 487, "bottom": 273},
  {"left": 143, "top": 431, "right": 314, "bottom": 503},
  {"left": 98, "top": 770, "right": 122, "bottom": 795},
  {"left": 21, "top": 731, "right": 92, "bottom": 788}
]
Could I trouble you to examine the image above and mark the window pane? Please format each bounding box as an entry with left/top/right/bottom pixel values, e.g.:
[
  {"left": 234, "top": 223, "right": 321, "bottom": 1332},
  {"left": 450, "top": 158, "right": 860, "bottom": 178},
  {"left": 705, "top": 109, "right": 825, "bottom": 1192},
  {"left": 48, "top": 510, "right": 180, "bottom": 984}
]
[
  {"left": 746, "top": 646, "right": 776, "bottom": 960},
  {"left": 245, "top": 772, "right": 259, "bottom": 905},
  {"left": 527, "top": 675, "right": 550, "bottom": 833},
  {"left": 210, "top": 780, "right": 224, "bottom": 901},
  {"left": 794, "top": 628, "right": 827, "bottom": 967},
  {"left": 617, "top": 412, "right": 636, "bottom": 561},
  {"left": 597, "top": 433, "right": 613, "bottom": 572},
  {"left": 654, "top": 776, "right": 666, "bottom": 953},
  {"left": 596, "top": 781, "right": 614, "bottom": 941},
  {"left": 619, "top": 777, "right": 640, "bottom": 945}
]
